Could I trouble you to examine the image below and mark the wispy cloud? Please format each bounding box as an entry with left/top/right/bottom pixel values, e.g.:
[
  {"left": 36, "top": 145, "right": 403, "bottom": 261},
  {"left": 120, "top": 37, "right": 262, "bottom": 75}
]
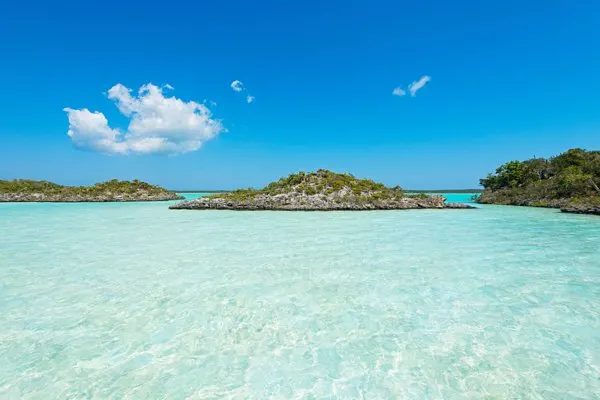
[
  {"left": 64, "top": 83, "right": 224, "bottom": 156},
  {"left": 392, "top": 75, "right": 431, "bottom": 98},
  {"left": 230, "top": 79, "right": 255, "bottom": 104},
  {"left": 230, "top": 80, "right": 244, "bottom": 92},
  {"left": 408, "top": 75, "right": 431, "bottom": 97},
  {"left": 392, "top": 87, "right": 406, "bottom": 97}
]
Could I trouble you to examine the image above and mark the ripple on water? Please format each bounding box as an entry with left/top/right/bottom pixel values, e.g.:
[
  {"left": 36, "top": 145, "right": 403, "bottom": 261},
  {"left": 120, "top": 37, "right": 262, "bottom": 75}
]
[{"left": 0, "top": 199, "right": 599, "bottom": 398}]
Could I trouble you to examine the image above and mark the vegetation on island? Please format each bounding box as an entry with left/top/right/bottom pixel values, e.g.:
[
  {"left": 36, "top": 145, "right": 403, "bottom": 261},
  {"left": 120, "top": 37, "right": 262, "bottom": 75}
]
[
  {"left": 0, "top": 179, "right": 182, "bottom": 202},
  {"left": 171, "top": 169, "right": 473, "bottom": 210},
  {"left": 210, "top": 169, "right": 405, "bottom": 202},
  {"left": 477, "top": 148, "right": 600, "bottom": 213}
]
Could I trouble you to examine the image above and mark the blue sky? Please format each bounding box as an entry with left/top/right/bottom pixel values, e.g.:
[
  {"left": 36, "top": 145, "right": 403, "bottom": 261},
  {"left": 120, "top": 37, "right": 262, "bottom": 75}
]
[{"left": 1, "top": 0, "right": 599, "bottom": 189}]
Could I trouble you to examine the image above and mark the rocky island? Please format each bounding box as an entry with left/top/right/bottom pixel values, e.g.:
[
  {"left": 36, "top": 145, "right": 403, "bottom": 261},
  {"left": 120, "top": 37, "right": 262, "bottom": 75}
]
[
  {"left": 170, "top": 169, "right": 473, "bottom": 211},
  {"left": 477, "top": 148, "right": 600, "bottom": 215},
  {"left": 0, "top": 179, "right": 183, "bottom": 202}
]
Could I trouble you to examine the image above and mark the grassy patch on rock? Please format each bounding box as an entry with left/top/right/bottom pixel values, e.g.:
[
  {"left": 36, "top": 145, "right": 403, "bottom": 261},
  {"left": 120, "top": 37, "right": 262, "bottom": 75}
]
[
  {"left": 0, "top": 179, "right": 181, "bottom": 202},
  {"left": 210, "top": 169, "right": 405, "bottom": 201}
]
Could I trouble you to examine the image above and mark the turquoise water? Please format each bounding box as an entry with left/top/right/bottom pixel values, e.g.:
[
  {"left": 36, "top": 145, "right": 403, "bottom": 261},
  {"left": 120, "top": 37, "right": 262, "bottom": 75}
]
[
  {"left": 429, "top": 193, "right": 479, "bottom": 203},
  {"left": 179, "top": 192, "right": 212, "bottom": 200},
  {"left": 1, "top": 196, "right": 599, "bottom": 399}
]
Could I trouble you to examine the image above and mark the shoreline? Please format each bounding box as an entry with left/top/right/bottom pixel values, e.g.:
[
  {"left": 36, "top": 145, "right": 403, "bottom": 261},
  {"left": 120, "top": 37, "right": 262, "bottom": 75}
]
[
  {"left": 0, "top": 179, "right": 183, "bottom": 203},
  {"left": 477, "top": 197, "right": 600, "bottom": 216},
  {"left": 0, "top": 198, "right": 182, "bottom": 203},
  {"left": 169, "top": 195, "right": 475, "bottom": 211},
  {"left": 0, "top": 193, "right": 183, "bottom": 203},
  {"left": 169, "top": 203, "right": 475, "bottom": 211}
]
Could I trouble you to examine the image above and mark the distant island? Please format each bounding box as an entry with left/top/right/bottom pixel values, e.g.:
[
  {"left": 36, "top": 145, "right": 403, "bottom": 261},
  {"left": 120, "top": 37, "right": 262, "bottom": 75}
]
[
  {"left": 0, "top": 179, "right": 183, "bottom": 202},
  {"left": 477, "top": 148, "right": 600, "bottom": 215},
  {"left": 170, "top": 169, "right": 473, "bottom": 211}
]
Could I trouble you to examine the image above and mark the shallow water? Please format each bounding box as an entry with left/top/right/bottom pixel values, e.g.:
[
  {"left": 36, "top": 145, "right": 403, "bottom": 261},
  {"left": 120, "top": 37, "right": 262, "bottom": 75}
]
[{"left": 0, "top": 195, "right": 599, "bottom": 399}]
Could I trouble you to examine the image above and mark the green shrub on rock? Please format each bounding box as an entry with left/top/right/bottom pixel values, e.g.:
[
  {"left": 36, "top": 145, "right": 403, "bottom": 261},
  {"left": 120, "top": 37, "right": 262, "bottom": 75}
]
[{"left": 478, "top": 148, "right": 600, "bottom": 211}]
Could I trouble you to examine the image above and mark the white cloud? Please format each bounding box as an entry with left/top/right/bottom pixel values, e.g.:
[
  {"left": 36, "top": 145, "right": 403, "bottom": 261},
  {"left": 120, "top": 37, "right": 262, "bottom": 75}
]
[
  {"left": 64, "top": 83, "right": 224, "bottom": 155},
  {"left": 231, "top": 79, "right": 255, "bottom": 103},
  {"left": 408, "top": 75, "right": 431, "bottom": 97},
  {"left": 64, "top": 108, "right": 128, "bottom": 154},
  {"left": 230, "top": 80, "right": 244, "bottom": 92},
  {"left": 392, "top": 87, "right": 406, "bottom": 97}
]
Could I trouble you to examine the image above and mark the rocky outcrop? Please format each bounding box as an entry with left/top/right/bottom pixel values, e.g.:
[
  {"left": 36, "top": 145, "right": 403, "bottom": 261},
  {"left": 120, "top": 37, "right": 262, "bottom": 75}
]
[
  {"left": 478, "top": 189, "right": 600, "bottom": 216},
  {"left": 560, "top": 203, "right": 600, "bottom": 215},
  {"left": 477, "top": 190, "right": 568, "bottom": 208},
  {"left": 0, "top": 192, "right": 182, "bottom": 202},
  {"left": 476, "top": 148, "right": 600, "bottom": 215},
  {"left": 0, "top": 179, "right": 183, "bottom": 202},
  {"left": 170, "top": 193, "right": 473, "bottom": 211},
  {"left": 170, "top": 170, "right": 474, "bottom": 211}
]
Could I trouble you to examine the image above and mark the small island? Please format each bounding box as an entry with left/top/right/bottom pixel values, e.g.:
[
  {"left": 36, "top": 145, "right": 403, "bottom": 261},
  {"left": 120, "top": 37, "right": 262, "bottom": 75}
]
[
  {"left": 0, "top": 179, "right": 183, "bottom": 202},
  {"left": 170, "top": 169, "right": 473, "bottom": 211},
  {"left": 477, "top": 148, "right": 600, "bottom": 215}
]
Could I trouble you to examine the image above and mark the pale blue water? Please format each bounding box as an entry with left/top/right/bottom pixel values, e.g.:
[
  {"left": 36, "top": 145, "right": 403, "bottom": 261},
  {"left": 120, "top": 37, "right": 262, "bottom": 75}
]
[
  {"left": 429, "top": 193, "right": 479, "bottom": 203},
  {"left": 179, "top": 192, "right": 212, "bottom": 200},
  {"left": 1, "top": 195, "right": 599, "bottom": 399}
]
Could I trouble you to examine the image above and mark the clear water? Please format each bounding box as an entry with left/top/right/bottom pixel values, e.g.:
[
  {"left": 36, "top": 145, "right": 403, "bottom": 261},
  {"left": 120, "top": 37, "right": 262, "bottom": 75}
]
[
  {"left": 179, "top": 192, "right": 212, "bottom": 200},
  {"left": 1, "top": 195, "right": 599, "bottom": 399},
  {"left": 428, "top": 193, "right": 479, "bottom": 203}
]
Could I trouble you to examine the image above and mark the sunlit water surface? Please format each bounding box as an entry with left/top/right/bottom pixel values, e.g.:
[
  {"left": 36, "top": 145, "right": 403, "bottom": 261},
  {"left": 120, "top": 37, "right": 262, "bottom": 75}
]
[{"left": 1, "top": 194, "right": 599, "bottom": 399}]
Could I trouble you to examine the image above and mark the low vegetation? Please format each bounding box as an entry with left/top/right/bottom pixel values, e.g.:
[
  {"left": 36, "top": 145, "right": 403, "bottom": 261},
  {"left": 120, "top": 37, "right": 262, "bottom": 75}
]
[
  {"left": 211, "top": 169, "right": 405, "bottom": 201},
  {"left": 0, "top": 179, "right": 181, "bottom": 201},
  {"left": 477, "top": 148, "right": 600, "bottom": 212},
  {"left": 171, "top": 169, "right": 476, "bottom": 210}
]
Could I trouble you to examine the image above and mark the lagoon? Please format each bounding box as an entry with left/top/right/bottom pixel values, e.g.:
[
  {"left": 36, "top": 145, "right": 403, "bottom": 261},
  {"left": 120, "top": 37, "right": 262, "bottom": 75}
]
[{"left": 0, "top": 195, "right": 599, "bottom": 398}]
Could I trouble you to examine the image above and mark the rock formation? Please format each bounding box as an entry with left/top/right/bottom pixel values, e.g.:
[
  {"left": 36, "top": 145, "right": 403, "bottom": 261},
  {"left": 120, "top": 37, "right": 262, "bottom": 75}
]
[
  {"left": 0, "top": 179, "right": 182, "bottom": 202},
  {"left": 170, "top": 170, "right": 473, "bottom": 211}
]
